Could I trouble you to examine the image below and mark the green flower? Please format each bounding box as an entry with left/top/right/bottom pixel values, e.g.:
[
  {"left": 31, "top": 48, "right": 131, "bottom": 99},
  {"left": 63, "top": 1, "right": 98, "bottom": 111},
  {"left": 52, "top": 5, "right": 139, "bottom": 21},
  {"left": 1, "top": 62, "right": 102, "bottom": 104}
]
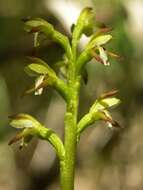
[
  {"left": 8, "top": 114, "right": 41, "bottom": 149},
  {"left": 77, "top": 90, "right": 121, "bottom": 137},
  {"left": 88, "top": 34, "right": 112, "bottom": 66},
  {"left": 24, "top": 57, "right": 56, "bottom": 95},
  {"left": 90, "top": 90, "right": 121, "bottom": 127}
]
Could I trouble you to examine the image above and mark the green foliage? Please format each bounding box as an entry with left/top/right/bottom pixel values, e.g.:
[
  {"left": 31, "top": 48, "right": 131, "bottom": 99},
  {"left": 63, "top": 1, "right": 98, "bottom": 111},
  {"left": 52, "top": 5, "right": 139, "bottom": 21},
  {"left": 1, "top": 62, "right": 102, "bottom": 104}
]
[{"left": 9, "top": 7, "right": 121, "bottom": 190}]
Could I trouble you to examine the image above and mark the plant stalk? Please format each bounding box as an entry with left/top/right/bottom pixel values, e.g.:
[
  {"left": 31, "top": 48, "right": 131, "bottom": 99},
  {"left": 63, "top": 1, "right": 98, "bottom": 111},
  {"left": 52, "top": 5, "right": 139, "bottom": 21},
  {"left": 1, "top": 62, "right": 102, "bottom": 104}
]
[
  {"left": 59, "top": 25, "right": 81, "bottom": 190},
  {"left": 60, "top": 73, "right": 80, "bottom": 190}
]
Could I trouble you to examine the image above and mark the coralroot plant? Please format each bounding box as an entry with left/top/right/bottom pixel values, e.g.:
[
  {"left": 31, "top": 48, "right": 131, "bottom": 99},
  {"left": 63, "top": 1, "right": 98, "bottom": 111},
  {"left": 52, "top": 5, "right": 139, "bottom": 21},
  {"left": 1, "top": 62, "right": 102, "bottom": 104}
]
[{"left": 9, "top": 7, "right": 121, "bottom": 190}]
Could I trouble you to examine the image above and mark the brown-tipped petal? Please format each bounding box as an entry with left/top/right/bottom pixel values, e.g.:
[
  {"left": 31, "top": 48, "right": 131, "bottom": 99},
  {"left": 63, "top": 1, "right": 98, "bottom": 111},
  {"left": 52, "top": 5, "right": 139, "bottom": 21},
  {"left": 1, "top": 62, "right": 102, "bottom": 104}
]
[
  {"left": 91, "top": 50, "right": 105, "bottom": 65},
  {"left": 104, "top": 117, "right": 121, "bottom": 128},
  {"left": 8, "top": 133, "right": 23, "bottom": 145},
  {"left": 95, "top": 27, "right": 113, "bottom": 36},
  {"left": 99, "top": 89, "right": 119, "bottom": 99},
  {"left": 100, "top": 111, "right": 120, "bottom": 128}
]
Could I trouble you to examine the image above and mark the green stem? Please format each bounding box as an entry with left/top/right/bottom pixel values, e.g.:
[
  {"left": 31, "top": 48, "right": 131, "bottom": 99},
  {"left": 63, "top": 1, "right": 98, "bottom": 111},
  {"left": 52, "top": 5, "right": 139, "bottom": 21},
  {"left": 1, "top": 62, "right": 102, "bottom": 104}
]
[
  {"left": 61, "top": 79, "right": 80, "bottom": 190},
  {"left": 76, "top": 50, "right": 92, "bottom": 75},
  {"left": 77, "top": 112, "right": 93, "bottom": 140},
  {"left": 36, "top": 126, "right": 65, "bottom": 161},
  {"left": 71, "top": 39, "right": 78, "bottom": 61},
  {"left": 54, "top": 77, "right": 70, "bottom": 102},
  {"left": 59, "top": 30, "right": 82, "bottom": 189}
]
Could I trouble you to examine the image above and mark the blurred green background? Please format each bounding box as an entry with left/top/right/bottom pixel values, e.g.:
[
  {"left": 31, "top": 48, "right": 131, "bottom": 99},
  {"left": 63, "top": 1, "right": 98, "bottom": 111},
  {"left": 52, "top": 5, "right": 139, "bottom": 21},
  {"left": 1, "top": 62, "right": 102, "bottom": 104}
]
[{"left": 1, "top": 0, "right": 143, "bottom": 189}]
